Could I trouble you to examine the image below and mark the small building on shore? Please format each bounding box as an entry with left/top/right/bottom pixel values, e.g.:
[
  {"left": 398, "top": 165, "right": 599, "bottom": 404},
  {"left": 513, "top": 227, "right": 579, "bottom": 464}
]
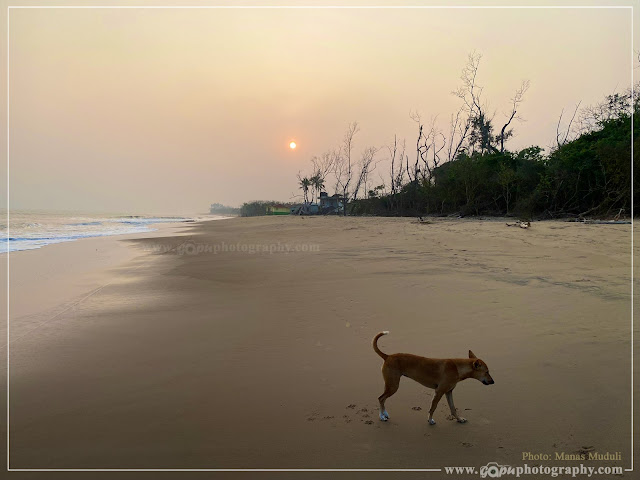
[
  {"left": 288, "top": 194, "right": 343, "bottom": 215},
  {"left": 319, "top": 192, "right": 343, "bottom": 214},
  {"left": 290, "top": 203, "right": 320, "bottom": 215},
  {"left": 266, "top": 205, "right": 292, "bottom": 215}
]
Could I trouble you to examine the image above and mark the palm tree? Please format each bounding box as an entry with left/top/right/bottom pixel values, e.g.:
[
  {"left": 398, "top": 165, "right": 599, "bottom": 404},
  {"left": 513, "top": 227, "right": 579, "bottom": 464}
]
[
  {"left": 310, "top": 173, "right": 325, "bottom": 203},
  {"left": 299, "top": 177, "right": 311, "bottom": 203}
]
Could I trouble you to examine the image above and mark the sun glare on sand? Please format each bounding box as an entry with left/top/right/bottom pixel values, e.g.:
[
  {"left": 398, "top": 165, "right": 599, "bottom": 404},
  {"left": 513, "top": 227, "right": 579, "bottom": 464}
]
[{"left": 289, "top": 141, "right": 297, "bottom": 149}]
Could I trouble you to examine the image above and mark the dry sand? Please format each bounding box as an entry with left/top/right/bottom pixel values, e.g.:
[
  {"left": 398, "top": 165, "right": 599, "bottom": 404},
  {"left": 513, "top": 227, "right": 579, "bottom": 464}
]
[{"left": 0, "top": 216, "right": 636, "bottom": 478}]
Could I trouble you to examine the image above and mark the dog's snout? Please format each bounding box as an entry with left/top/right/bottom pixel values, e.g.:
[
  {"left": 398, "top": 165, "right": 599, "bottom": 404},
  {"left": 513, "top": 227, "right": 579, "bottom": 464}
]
[{"left": 482, "top": 379, "right": 495, "bottom": 385}]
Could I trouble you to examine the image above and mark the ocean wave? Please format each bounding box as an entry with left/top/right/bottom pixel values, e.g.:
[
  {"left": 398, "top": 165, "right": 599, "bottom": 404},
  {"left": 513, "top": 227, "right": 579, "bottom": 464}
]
[
  {"left": 1, "top": 214, "right": 196, "bottom": 253},
  {"left": 1, "top": 228, "right": 157, "bottom": 253},
  {"left": 109, "top": 217, "right": 188, "bottom": 225}
]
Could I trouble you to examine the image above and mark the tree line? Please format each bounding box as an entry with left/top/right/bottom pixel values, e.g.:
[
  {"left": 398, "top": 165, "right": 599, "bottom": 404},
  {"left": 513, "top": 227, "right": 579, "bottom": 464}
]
[
  {"left": 239, "top": 200, "right": 298, "bottom": 217},
  {"left": 353, "top": 83, "right": 637, "bottom": 219},
  {"left": 241, "top": 52, "right": 637, "bottom": 219}
]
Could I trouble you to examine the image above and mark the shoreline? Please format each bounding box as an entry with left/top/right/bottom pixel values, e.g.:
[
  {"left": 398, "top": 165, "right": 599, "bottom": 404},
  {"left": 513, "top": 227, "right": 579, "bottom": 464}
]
[
  {"left": 3, "top": 215, "right": 633, "bottom": 472},
  {"left": 243, "top": 212, "right": 633, "bottom": 222},
  {"left": 2, "top": 218, "right": 224, "bottom": 334},
  {"left": 3, "top": 212, "right": 232, "bottom": 254}
]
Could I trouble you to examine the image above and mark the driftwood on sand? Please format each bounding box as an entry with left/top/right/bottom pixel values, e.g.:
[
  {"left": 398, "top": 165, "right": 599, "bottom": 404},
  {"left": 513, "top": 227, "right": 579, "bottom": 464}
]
[
  {"left": 580, "top": 220, "right": 631, "bottom": 225},
  {"left": 506, "top": 221, "right": 531, "bottom": 229}
]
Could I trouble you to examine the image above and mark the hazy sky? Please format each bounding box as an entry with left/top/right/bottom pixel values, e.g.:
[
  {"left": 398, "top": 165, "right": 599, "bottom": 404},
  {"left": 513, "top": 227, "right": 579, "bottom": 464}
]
[{"left": 2, "top": 2, "right": 636, "bottom": 215}]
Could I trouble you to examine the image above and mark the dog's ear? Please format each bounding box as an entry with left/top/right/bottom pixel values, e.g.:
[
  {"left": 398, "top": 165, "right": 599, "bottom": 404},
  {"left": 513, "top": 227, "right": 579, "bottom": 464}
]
[
  {"left": 473, "top": 359, "right": 481, "bottom": 369},
  {"left": 469, "top": 350, "right": 477, "bottom": 359}
]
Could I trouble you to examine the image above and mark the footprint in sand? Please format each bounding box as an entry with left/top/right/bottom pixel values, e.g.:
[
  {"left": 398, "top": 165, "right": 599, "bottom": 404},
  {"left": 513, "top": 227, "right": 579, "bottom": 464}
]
[
  {"left": 412, "top": 406, "right": 422, "bottom": 411},
  {"left": 364, "top": 420, "right": 374, "bottom": 425},
  {"left": 577, "top": 446, "right": 595, "bottom": 455},
  {"left": 322, "top": 416, "right": 334, "bottom": 420},
  {"left": 346, "top": 404, "right": 356, "bottom": 409},
  {"left": 461, "top": 442, "right": 474, "bottom": 448}
]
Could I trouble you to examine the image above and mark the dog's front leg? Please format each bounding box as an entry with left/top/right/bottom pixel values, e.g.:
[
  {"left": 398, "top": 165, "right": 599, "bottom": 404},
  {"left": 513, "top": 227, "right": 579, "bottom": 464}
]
[
  {"left": 428, "top": 390, "right": 445, "bottom": 425},
  {"left": 445, "top": 390, "right": 467, "bottom": 423}
]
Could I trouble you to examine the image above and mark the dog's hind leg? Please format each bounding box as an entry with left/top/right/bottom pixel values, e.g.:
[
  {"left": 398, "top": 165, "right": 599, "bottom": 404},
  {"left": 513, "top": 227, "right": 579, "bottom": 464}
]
[
  {"left": 428, "top": 389, "right": 445, "bottom": 425},
  {"left": 445, "top": 390, "right": 467, "bottom": 423},
  {"left": 378, "top": 366, "right": 400, "bottom": 421}
]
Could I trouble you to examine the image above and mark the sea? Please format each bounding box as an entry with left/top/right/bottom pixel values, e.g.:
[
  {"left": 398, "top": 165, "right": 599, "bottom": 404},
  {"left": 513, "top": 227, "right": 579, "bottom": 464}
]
[{"left": 1, "top": 211, "right": 211, "bottom": 253}]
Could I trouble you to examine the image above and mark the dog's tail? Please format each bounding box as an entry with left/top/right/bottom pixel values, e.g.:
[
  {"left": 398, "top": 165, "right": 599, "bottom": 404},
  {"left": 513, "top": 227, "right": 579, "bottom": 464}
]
[{"left": 373, "top": 331, "right": 390, "bottom": 360}]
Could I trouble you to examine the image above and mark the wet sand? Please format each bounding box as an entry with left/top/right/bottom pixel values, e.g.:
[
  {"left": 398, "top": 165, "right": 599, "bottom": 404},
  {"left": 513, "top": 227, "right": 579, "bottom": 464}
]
[{"left": 1, "top": 216, "right": 636, "bottom": 478}]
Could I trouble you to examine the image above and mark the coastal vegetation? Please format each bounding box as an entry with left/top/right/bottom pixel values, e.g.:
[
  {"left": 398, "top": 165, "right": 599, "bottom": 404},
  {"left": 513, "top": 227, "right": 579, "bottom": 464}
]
[
  {"left": 240, "top": 201, "right": 297, "bottom": 217},
  {"left": 353, "top": 87, "right": 637, "bottom": 219},
  {"left": 209, "top": 203, "right": 240, "bottom": 216},
  {"left": 238, "top": 54, "right": 636, "bottom": 219},
  {"left": 291, "top": 53, "right": 638, "bottom": 219}
]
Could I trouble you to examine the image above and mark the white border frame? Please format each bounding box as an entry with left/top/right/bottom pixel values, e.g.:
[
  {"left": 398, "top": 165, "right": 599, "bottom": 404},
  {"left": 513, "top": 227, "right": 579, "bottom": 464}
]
[{"left": 5, "top": 3, "right": 635, "bottom": 473}]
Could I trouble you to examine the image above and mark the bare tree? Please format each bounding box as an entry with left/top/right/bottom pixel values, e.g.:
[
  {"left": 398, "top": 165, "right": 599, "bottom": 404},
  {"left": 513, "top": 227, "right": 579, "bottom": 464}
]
[
  {"left": 333, "top": 122, "right": 360, "bottom": 216},
  {"left": 408, "top": 112, "right": 450, "bottom": 184},
  {"left": 351, "top": 146, "right": 379, "bottom": 202},
  {"left": 386, "top": 135, "right": 408, "bottom": 212},
  {"left": 496, "top": 80, "right": 530, "bottom": 153},
  {"left": 555, "top": 101, "right": 581, "bottom": 149},
  {"left": 423, "top": 119, "right": 447, "bottom": 182},
  {"left": 375, "top": 172, "right": 388, "bottom": 197},
  {"left": 578, "top": 89, "right": 634, "bottom": 133},
  {"left": 404, "top": 112, "right": 424, "bottom": 183},
  {"left": 447, "top": 105, "right": 472, "bottom": 161},
  {"left": 453, "top": 51, "right": 485, "bottom": 119},
  {"left": 453, "top": 52, "right": 529, "bottom": 154},
  {"left": 388, "top": 135, "right": 403, "bottom": 196},
  {"left": 311, "top": 150, "right": 336, "bottom": 189},
  {"left": 387, "top": 135, "right": 399, "bottom": 198},
  {"left": 361, "top": 147, "right": 380, "bottom": 199},
  {"left": 386, "top": 136, "right": 409, "bottom": 213},
  {"left": 453, "top": 52, "right": 496, "bottom": 154}
]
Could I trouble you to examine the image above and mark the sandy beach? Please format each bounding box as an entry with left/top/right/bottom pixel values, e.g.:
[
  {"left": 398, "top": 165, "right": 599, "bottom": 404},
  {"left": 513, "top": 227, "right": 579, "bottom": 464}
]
[{"left": 1, "top": 216, "right": 636, "bottom": 478}]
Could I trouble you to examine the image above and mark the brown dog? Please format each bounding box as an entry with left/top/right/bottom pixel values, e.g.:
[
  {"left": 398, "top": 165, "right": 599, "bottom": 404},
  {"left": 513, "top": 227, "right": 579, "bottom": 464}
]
[{"left": 373, "top": 331, "right": 494, "bottom": 424}]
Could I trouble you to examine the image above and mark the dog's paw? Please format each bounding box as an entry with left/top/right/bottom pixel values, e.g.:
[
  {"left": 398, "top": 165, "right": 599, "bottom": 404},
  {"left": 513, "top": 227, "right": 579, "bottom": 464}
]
[
  {"left": 457, "top": 417, "right": 467, "bottom": 423},
  {"left": 428, "top": 418, "right": 436, "bottom": 425},
  {"left": 379, "top": 411, "right": 389, "bottom": 421}
]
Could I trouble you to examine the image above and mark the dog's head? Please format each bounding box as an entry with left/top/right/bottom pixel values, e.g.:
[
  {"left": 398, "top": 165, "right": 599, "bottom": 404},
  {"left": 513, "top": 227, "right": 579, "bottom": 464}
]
[{"left": 469, "top": 350, "right": 494, "bottom": 385}]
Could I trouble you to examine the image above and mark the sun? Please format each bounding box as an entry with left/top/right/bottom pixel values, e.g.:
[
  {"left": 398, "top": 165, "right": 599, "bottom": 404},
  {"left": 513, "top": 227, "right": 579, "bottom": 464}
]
[{"left": 289, "top": 141, "right": 297, "bottom": 150}]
